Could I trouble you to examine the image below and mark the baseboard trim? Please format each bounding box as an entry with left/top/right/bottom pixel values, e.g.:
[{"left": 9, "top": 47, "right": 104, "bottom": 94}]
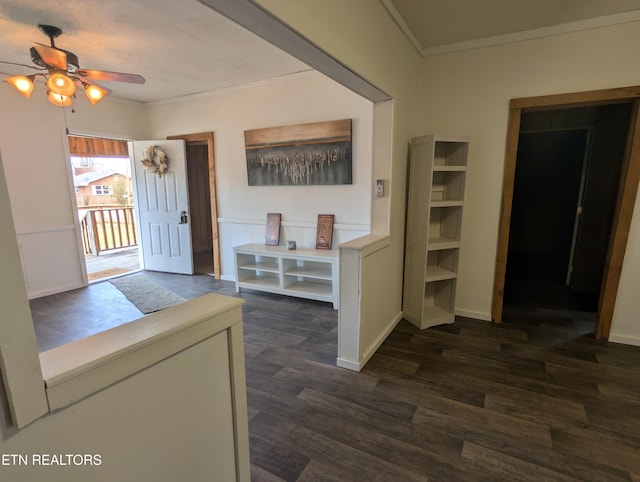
[
  {"left": 336, "top": 311, "right": 403, "bottom": 372},
  {"left": 336, "top": 357, "right": 361, "bottom": 371},
  {"left": 608, "top": 334, "right": 640, "bottom": 347},
  {"left": 455, "top": 308, "right": 492, "bottom": 322},
  {"left": 359, "top": 311, "right": 403, "bottom": 370},
  {"left": 28, "top": 282, "right": 85, "bottom": 300}
]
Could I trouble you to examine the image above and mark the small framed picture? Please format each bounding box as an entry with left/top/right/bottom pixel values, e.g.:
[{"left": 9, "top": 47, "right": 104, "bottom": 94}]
[
  {"left": 316, "top": 214, "right": 334, "bottom": 250},
  {"left": 265, "top": 213, "right": 281, "bottom": 246}
]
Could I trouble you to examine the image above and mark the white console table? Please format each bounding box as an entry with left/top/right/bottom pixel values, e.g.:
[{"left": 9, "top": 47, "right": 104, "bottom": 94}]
[{"left": 233, "top": 244, "right": 339, "bottom": 309}]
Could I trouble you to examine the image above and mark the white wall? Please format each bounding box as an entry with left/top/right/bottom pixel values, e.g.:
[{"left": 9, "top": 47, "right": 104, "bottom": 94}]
[
  {"left": 0, "top": 325, "right": 242, "bottom": 482},
  {"left": 0, "top": 146, "right": 248, "bottom": 480},
  {"left": 0, "top": 92, "right": 146, "bottom": 232},
  {"left": 0, "top": 89, "right": 146, "bottom": 297},
  {"left": 256, "top": 0, "right": 423, "bottom": 367},
  {"left": 1, "top": 71, "right": 372, "bottom": 291},
  {"left": 418, "top": 20, "right": 640, "bottom": 341},
  {"left": 143, "top": 71, "right": 374, "bottom": 277},
  {"left": 610, "top": 190, "right": 640, "bottom": 345}
]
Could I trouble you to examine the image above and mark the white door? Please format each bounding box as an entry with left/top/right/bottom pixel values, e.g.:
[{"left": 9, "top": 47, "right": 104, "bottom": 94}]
[{"left": 130, "top": 140, "right": 193, "bottom": 274}]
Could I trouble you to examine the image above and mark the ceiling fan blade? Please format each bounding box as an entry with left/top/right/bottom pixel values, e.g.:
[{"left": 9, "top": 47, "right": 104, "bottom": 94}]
[
  {"left": 76, "top": 69, "right": 145, "bottom": 84},
  {"left": 77, "top": 77, "right": 112, "bottom": 94},
  {"left": 0, "top": 59, "right": 43, "bottom": 70},
  {"left": 33, "top": 43, "right": 67, "bottom": 70}
]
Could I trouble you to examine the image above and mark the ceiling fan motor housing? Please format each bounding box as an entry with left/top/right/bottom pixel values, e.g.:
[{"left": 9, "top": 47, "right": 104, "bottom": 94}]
[{"left": 30, "top": 46, "right": 79, "bottom": 72}]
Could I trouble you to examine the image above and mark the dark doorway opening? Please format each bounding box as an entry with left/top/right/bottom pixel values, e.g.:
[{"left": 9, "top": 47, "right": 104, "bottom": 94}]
[
  {"left": 186, "top": 142, "right": 215, "bottom": 275},
  {"left": 503, "top": 103, "right": 632, "bottom": 327}
]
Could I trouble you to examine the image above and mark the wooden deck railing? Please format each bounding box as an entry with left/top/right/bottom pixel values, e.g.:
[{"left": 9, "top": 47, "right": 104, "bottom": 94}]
[{"left": 80, "top": 206, "right": 137, "bottom": 255}]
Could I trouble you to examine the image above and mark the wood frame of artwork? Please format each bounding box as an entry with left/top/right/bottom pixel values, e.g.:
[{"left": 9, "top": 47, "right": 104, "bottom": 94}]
[
  {"left": 265, "top": 213, "right": 282, "bottom": 246},
  {"left": 244, "top": 119, "right": 352, "bottom": 186},
  {"left": 316, "top": 214, "right": 334, "bottom": 250}
]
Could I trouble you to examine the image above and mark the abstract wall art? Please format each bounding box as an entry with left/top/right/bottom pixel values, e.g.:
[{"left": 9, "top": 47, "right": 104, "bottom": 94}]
[{"left": 244, "top": 119, "right": 352, "bottom": 186}]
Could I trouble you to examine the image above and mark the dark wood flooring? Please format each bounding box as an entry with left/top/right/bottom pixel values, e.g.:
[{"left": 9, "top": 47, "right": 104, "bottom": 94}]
[{"left": 30, "top": 272, "right": 640, "bottom": 481}]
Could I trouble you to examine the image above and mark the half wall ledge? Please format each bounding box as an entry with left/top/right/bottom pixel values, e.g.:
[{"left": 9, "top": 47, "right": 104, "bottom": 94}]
[{"left": 39, "top": 293, "right": 245, "bottom": 410}]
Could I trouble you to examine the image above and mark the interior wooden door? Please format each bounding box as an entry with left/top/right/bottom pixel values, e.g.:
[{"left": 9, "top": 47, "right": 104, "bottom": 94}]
[
  {"left": 186, "top": 143, "right": 215, "bottom": 275},
  {"left": 167, "top": 132, "right": 220, "bottom": 279}
]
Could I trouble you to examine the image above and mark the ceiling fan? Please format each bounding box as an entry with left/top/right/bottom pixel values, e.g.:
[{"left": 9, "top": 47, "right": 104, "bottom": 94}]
[{"left": 1, "top": 24, "right": 145, "bottom": 107}]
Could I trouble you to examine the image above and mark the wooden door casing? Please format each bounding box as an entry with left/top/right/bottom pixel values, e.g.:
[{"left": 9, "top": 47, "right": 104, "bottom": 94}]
[
  {"left": 168, "top": 132, "right": 221, "bottom": 280},
  {"left": 492, "top": 86, "right": 640, "bottom": 341}
]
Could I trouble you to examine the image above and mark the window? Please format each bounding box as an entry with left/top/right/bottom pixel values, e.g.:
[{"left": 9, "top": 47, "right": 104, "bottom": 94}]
[{"left": 92, "top": 185, "right": 111, "bottom": 195}]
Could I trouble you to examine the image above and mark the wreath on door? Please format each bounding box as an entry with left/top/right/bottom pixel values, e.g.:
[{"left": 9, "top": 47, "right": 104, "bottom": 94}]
[{"left": 140, "top": 145, "right": 169, "bottom": 176}]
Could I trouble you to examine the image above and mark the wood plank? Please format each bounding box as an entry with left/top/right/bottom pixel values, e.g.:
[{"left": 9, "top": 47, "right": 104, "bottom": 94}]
[
  {"left": 510, "top": 85, "right": 640, "bottom": 109},
  {"left": 244, "top": 119, "right": 351, "bottom": 148},
  {"left": 68, "top": 135, "right": 129, "bottom": 157},
  {"left": 596, "top": 100, "right": 640, "bottom": 339},
  {"left": 462, "top": 442, "right": 581, "bottom": 482},
  {"left": 492, "top": 107, "right": 521, "bottom": 322}
]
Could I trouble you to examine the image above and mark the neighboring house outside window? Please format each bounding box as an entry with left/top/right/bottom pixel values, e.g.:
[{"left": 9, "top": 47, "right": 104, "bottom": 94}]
[
  {"left": 73, "top": 169, "right": 133, "bottom": 207},
  {"left": 92, "top": 185, "right": 112, "bottom": 195}
]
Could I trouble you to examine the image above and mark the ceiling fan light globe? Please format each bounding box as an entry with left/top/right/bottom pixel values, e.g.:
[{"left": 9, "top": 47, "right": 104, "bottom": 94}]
[
  {"left": 84, "top": 84, "right": 107, "bottom": 105},
  {"left": 6, "top": 75, "right": 35, "bottom": 98},
  {"left": 46, "top": 70, "right": 76, "bottom": 97},
  {"left": 47, "top": 90, "right": 72, "bottom": 107}
]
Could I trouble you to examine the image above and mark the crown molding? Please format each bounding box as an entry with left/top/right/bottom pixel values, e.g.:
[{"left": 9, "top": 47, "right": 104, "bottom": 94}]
[
  {"left": 379, "top": 1, "right": 640, "bottom": 57},
  {"left": 379, "top": 0, "right": 423, "bottom": 54},
  {"left": 422, "top": 9, "right": 640, "bottom": 56}
]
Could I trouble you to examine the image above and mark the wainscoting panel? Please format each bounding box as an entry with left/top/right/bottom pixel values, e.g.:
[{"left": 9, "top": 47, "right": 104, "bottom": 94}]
[
  {"left": 17, "top": 226, "right": 85, "bottom": 299},
  {"left": 218, "top": 218, "right": 369, "bottom": 280}
]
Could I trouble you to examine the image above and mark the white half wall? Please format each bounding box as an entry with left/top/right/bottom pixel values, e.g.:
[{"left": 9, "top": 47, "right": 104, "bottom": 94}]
[
  {"left": 0, "top": 88, "right": 147, "bottom": 298},
  {"left": 16, "top": 226, "right": 84, "bottom": 298},
  {"left": 418, "top": 19, "right": 640, "bottom": 342},
  {"left": 0, "top": 330, "right": 245, "bottom": 482}
]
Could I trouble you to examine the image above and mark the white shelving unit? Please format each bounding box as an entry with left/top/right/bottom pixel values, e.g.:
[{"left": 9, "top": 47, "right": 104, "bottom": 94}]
[
  {"left": 233, "top": 244, "right": 339, "bottom": 309},
  {"left": 403, "top": 134, "right": 468, "bottom": 329}
]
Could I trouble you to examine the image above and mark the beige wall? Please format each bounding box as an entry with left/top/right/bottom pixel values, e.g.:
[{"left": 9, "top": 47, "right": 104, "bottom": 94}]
[
  {"left": 0, "top": 91, "right": 147, "bottom": 298},
  {"left": 0, "top": 93, "right": 146, "bottom": 233},
  {"left": 3, "top": 2, "right": 637, "bottom": 340},
  {"left": 2, "top": 3, "right": 639, "bottom": 478},
  {"left": 0, "top": 328, "right": 241, "bottom": 482},
  {"left": 0, "top": 149, "right": 245, "bottom": 480},
  {"left": 257, "top": 0, "right": 423, "bottom": 343},
  {"left": 145, "top": 72, "right": 373, "bottom": 228},
  {"left": 418, "top": 20, "right": 640, "bottom": 342},
  {"left": 144, "top": 72, "right": 375, "bottom": 278}
]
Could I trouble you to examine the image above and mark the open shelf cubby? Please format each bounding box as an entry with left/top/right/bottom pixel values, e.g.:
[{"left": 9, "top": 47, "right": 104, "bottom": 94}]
[
  {"left": 234, "top": 244, "right": 339, "bottom": 309},
  {"left": 403, "top": 134, "right": 469, "bottom": 329}
]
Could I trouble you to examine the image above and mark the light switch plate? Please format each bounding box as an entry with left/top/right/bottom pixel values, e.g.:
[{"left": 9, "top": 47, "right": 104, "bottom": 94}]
[{"left": 375, "top": 179, "right": 384, "bottom": 197}]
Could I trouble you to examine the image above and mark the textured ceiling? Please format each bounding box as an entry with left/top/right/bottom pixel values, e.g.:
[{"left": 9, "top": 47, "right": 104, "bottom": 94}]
[
  {"left": 0, "top": 0, "right": 310, "bottom": 103},
  {"left": 3, "top": 1, "right": 640, "bottom": 104}
]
